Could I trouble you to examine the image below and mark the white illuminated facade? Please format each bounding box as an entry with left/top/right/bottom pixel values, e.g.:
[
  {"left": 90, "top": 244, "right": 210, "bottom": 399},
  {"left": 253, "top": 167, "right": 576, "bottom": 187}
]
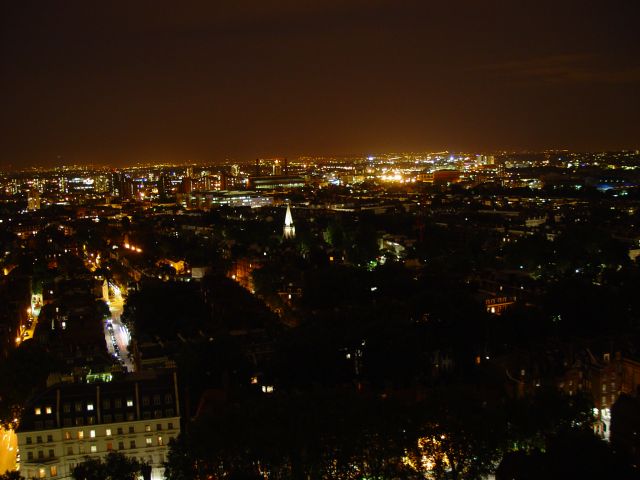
[{"left": 16, "top": 372, "right": 180, "bottom": 480}]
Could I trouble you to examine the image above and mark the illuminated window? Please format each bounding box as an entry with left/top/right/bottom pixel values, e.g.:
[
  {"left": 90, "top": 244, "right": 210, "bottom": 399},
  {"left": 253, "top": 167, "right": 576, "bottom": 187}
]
[
  {"left": 157, "top": 436, "right": 163, "bottom": 446},
  {"left": 145, "top": 425, "right": 151, "bottom": 432},
  {"left": 87, "top": 403, "right": 94, "bottom": 411},
  {"left": 50, "top": 466, "right": 57, "bottom": 477},
  {"left": 90, "top": 430, "right": 95, "bottom": 438},
  {"left": 77, "top": 431, "right": 84, "bottom": 440},
  {"left": 105, "top": 428, "right": 112, "bottom": 436},
  {"left": 90, "top": 445, "right": 97, "bottom": 453},
  {"left": 45, "top": 407, "right": 52, "bottom": 415},
  {"left": 107, "top": 442, "right": 113, "bottom": 451},
  {"left": 38, "top": 468, "right": 45, "bottom": 478},
  {"left": 64, "top": 432, "right": 71, "bottom": 440},
  {"left": 126, "top": 399, "right": 134, "bottom": 407},
  {"left": 145, "top": 438, "right": 152, "bottom": 446},
  {"left": 35, "top": 408, "right": 41, "bottom": 415}
]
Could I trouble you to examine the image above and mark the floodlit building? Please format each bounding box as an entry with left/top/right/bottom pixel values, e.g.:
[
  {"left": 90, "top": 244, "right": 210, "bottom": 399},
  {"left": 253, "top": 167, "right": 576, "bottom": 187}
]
[
  {"left": 27, "top": 189, "right": 41, "bottom": 211},
  {"left": 16, "top": 372, "right": 180, "bottom": 480}
]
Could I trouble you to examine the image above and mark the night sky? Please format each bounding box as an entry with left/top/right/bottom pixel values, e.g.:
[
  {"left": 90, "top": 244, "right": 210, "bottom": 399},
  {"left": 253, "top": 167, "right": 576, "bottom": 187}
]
[{"left": 1, "top": 0, "right": 639, "bottom": 167}]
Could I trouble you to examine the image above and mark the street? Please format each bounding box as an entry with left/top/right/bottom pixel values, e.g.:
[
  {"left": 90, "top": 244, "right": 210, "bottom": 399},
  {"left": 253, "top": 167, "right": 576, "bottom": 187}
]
[{"left": 104, "top": 283, "right": 135, "bottom": 372}]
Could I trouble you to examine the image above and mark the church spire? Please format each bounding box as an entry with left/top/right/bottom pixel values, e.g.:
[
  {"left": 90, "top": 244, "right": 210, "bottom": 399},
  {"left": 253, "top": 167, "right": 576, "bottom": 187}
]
[{"left": 283, "top": 204, "right": 295, "bottom": 239}]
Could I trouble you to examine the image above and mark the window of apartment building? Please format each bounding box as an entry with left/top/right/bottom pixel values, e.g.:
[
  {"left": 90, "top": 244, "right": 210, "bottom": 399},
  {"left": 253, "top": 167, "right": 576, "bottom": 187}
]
[
  {"left": 156, "top": 424, "right": 162, "bottom": 431},
  {"left": 164, "top": 394, "right": 173, "bottom": 404},
  {"left": 50, "top": 466, "right": 57, "bottom": 477},
  {"left": 78, "top": 445, "right": 85, "bottom": 454},
  {"left": 26, "top": 437, "right": 32, "bottom": 445},
  {"left": 64, "top": 432, "right": 71, "bottom": 440},
  {"left": 127, "top": 413, "right": 135, "bottom": 421},
  {"left": 145, "top": 425, "right": 151, "bottom": 432},
  {"left": 126, "top": 399, "right": 134, "bottom": 408},
  {"left": 157, "top": 436, "right": 163, "bottom": 446},
  {"left": 129, "top": 440, "right": 136, "bottom": 449},
  {"left": 153, "top": 395, "right": 161, "bottom": 406},
  {"left": 145, "top": 438, "right": 152, "bottom": 446},
  {"left": 67, "top": 446, "right": 73, "bottom": 455},
  {"left": 142, "top": 396, "right": 150, "bottom": 407},
  {"left": 87, "top": 403, "right": 94, "bottom": 411},
  {"left": 90, "top": 430, "right": 95, "bottom": 438},
  {"left": 38, "top": 450, "right": 44, "bottom": 459},
  {"left": 118, "top": 441, "right": 124, "bottom": 450},
  {"left": 27, "top": 452, "right": 33, "bottom": 461},
  {"left": 103, "top": 414, "right": 112, "bottom": 423},
  {"left": 105, "top": 428, "right": 112, "bottom": 436},
  {"left": 75, "top": 418, "right": 84, "bottom": 427},
  {"left": 106, "top": 442, "right": 113, "bottom": 451},
  {"left": 35, "top": 407, "right": 41, "bottom": 415},
  {"left": 38, "top": 467, "right": 45, "bottom": 479},
  {"left": 128, "top": 426, "right": 134, "bottom": 434},
  {"left": 36, "top": 436, "right": 42, "bottom": 444},
  {"left": 45, "top": 407, "right": 52, "bottom": 415},
  {"left": 117, "top": 427, "right": 123, "bottom": 435},
  {"left": 102, "top": 399, "right": 111, "bottom": 409},
  {"left": 168, "top": 422, "right": 173, "bottom": 430},
  {"left": 87, "top": 416, "right": 95, "bottom": 425},
  {"left": 63, "top": 404, "right": 71, "bottom": 413},
  {"left": 77, "top": 431, "right": 84, "bottom": 440},
  {"left": 47, "top": 435, "right": 53, "bottom": 443},
  {"left": 114, "top": 399, "right": 122, "bottom": 408},
  {"left": 48, "top": 449, "right": 54, "bottom": 458},
  {"left": 115, "top": 414, "right": 124, "bottom": 422},
  {"left": 75, "top": 402, "right": 82, "bottom": 412},
  {"left": 90, "top": 445, "right": 97, "bottom": 453}
]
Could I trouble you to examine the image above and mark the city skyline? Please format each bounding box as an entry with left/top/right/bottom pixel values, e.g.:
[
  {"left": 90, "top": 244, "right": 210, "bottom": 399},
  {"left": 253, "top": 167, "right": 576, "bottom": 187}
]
[{"left": 2, "top": 0, "right": 639, "bottom": 167}]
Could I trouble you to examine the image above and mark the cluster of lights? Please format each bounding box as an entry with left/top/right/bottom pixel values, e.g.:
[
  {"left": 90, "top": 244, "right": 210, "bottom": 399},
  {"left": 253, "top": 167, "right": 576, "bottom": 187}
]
[{"left": 123, "top": 243, "right": 142, "bottom": 253}]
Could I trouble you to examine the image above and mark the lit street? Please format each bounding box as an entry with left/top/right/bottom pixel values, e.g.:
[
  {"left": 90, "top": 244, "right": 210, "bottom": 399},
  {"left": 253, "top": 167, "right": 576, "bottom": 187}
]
[{"left": 104, "top": 284, "right": 134, "bottom": 372}]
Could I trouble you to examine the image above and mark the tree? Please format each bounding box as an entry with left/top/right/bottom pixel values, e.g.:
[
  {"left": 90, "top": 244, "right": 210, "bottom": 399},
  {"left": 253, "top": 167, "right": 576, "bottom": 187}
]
[
  {"left": 71, "top": 452, "right": 142, "bottom": 480},
  {"left": 0, "top": 472, "right": 25, "bottom": 480}
]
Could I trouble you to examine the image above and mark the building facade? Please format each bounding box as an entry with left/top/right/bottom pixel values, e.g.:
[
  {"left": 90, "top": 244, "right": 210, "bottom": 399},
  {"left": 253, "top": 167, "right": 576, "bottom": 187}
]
[{"left": 17, "top": 372, "right": 180, "bottom": 480}]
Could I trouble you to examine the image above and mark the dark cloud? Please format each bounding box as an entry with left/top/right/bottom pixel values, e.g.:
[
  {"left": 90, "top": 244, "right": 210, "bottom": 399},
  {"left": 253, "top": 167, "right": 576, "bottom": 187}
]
[{"left": 487, "top": 54, "right": 640, "bottom": 85}]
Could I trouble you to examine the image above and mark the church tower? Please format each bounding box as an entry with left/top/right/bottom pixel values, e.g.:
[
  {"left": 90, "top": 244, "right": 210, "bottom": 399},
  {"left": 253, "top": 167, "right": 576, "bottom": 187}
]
[{"left": 283, "top": 204, "right": 295, "bottom": 239}]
